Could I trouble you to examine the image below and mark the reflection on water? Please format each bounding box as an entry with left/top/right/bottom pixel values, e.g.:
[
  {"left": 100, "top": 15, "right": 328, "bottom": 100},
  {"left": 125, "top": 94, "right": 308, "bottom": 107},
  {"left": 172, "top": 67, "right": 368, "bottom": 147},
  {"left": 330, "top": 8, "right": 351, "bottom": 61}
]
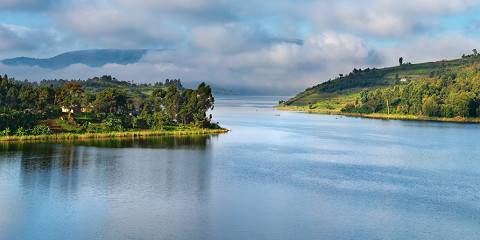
[
  {"left": 1, "top": 97, "right": 480, "bottom": 240},
  {"left": 0, "top": 136, "right": 216, "bottom": 240},
  {"left": 0, "top": 135, "right": 215, "bottom": 151}
]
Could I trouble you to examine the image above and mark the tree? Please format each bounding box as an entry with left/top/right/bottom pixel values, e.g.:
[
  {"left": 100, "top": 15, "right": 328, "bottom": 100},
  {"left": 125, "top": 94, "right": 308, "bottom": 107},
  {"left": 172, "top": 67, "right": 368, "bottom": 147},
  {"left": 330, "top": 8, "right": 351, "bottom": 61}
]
[
  {"left": 93, "top": 88, "right": 128, "bottom": 114},
  {"left": 37, "top": 86, "right": 55, "bottom": 109},
  {"left": 6, "top": 87, "right": 19, "bottom": 107},
  {"left": 422, "top": 95, "right": 440, "bottom": 117},
  {"left": 147, "top": 88, "right": 166, "bottom": 113},
  {"left": 473, "top": 49, "right": 478, "bottom": 56},
  {"left": 399, "top": 57, "right": 403, "bottom": 66},
  {"left": 178, "top": 89, "right": 197, "bottom": 124},
  {"left": 0, "top": 74, "right": 219, "bottom": 134},
  {"left": 164, "top": 85, "right": 180, "bottom": 123},
  {"left": 56, "top": 82, "right": 84, "bottom": 119},
  {"left": 383, "top": 88, "right": 394, "bottom": 115},
  {"left": 194, "top": 82, "right": 214, "bottom": 127},
  {"left": 18, "top": 85, "right": 37, "bottom": 109},
  {"left": 445, "top": 91, "right": 475, "bottom": 117}
]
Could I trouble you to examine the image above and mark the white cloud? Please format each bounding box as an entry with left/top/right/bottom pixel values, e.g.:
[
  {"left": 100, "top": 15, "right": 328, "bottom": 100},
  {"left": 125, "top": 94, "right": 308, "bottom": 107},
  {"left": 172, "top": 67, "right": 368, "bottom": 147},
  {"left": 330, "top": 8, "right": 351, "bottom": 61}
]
[
  {"left": 0, "top": 32, "right": 380, "bottom": 94},
  {"left": 382, "top": 34, "right": 479, "bottom": 66},
  {"left": 0, "top": 24, "right": 59, "bottom": 57},
  {"left": 1, "top": 0, "right": 480, "bottom": 94},
  {"left": 306, "top": 0, "right": 480, "bottom": 37}
]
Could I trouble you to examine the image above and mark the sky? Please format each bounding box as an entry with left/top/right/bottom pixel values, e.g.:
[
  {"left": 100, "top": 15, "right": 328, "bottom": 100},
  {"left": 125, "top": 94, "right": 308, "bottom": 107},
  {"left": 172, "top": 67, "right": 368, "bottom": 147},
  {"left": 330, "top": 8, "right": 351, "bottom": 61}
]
[{"left": 1, "top": 0, "right": 480, "bottom": 94}]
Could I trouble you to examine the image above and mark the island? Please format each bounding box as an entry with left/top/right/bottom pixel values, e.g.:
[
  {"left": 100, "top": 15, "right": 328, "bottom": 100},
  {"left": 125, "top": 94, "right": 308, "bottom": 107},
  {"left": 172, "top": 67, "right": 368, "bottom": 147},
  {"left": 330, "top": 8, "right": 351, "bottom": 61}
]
[
  {"left": 0, "top": 75, "right": 227, "bottom": 142},
  {"left": 279, "top": 50, "right": 480, "bottom": 123}
]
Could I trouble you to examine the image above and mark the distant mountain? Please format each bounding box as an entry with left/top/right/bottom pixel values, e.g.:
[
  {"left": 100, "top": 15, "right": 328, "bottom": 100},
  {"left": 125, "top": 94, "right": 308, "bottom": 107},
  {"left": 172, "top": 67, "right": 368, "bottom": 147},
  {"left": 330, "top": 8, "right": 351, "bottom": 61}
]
[{"left": 2, "top": 49, "right": 149, "bottom": 69}]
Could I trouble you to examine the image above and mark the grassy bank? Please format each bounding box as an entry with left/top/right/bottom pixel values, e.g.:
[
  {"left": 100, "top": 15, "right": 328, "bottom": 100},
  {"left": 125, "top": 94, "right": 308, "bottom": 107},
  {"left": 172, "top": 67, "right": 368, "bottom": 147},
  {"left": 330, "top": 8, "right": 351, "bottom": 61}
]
[
  {"left": 0, "top": 127, "right": 229, "bottom": 142},
  {"left": 277, "top": 105, "right": 480, "bottom": 124}
]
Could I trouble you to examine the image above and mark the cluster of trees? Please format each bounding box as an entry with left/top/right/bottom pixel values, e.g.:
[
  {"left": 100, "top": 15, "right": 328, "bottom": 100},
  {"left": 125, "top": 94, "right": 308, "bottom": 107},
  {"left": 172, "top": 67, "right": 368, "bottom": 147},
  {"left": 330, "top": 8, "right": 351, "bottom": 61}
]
[
  {"left": 0, "top": 74, "right": 217, "bottom": 136},
  {"left": 461, "top": 49, "right": 479, "bottom": 59},
  {"left": 153, "top": 79, "right": 183, "bottom": 89},
  {"left": 39, "top": 75, "right": 185, "bottom": 91},
  {"left": 342, "top": 65, "right": 480, "bottom": 118}
]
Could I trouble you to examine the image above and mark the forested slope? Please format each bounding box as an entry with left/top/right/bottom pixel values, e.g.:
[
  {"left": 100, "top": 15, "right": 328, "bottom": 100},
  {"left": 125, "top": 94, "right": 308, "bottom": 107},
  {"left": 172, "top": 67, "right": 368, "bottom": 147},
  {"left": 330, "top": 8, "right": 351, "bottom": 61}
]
[{"left": 284, "top": 51, "right": 480, "bottom": 120}]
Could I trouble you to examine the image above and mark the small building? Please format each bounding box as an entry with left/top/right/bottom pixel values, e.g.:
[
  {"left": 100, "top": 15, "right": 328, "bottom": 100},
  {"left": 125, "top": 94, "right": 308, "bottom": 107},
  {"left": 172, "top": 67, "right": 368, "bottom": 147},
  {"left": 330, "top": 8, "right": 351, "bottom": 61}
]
[{"left": 61, "top": 106, "right": 74, "bottom": 113}]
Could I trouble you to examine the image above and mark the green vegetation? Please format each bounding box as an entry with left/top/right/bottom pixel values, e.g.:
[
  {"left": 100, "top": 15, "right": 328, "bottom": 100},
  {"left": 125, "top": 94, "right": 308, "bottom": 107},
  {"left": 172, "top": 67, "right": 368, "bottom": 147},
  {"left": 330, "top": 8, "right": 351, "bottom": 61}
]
[
  {"left": 282, "top": 50, "right": 480, "bottom": 123},
  {"left": 0, "top": 127, "right": 227, "bottom": 142},
  {"left": 0, "top": 75, "right": 225, "bottom": 141}
]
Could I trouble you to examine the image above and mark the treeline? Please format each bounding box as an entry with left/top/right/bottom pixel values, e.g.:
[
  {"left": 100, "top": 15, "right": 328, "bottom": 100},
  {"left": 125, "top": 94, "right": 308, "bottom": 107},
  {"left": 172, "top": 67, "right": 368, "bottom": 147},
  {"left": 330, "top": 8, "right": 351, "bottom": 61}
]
[
  {"left": 342, "top": 64, "right": 480, "bottom": 118},
  {"left": 39, "top": 75, "right": 183, "bottom": 90},
  {"left": 0, "top": 74, "right": 217, "bottom": 136}
]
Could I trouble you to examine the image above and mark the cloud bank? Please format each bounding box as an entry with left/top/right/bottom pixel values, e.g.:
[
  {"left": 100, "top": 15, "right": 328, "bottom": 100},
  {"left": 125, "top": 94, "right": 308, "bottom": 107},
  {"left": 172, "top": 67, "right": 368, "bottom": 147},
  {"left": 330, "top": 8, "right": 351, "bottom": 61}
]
[{"left": 1, "top": 0, "right": 480, "bottom": 94}]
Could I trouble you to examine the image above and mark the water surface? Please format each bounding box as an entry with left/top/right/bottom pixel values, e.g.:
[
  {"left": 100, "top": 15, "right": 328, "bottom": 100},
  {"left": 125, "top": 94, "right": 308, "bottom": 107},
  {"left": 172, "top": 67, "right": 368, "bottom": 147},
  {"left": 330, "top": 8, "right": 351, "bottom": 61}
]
[{"left": 1, "top": 96, "right": 479, "bottom": 240}]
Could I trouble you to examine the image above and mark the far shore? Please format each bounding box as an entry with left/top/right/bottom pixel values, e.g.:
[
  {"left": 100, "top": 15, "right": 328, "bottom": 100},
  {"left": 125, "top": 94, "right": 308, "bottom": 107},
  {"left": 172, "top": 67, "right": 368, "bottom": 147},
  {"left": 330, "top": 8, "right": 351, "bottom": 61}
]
[
  {"left": 277, "top": 105, "right": 480, "bottom": 124},
  {"left": 0, "top": 128, "right": 229, "bottom": 143}
]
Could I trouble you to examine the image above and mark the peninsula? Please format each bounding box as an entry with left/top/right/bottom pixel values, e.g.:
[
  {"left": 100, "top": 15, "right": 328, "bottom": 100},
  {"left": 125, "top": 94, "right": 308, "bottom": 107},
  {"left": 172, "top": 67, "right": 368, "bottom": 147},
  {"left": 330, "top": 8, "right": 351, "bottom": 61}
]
[
  {"left": 0, "top": 75, "right": 227, "bottom": 142},
  {"left": 280, "top": 50, "right": 480, "bottom": 123}
]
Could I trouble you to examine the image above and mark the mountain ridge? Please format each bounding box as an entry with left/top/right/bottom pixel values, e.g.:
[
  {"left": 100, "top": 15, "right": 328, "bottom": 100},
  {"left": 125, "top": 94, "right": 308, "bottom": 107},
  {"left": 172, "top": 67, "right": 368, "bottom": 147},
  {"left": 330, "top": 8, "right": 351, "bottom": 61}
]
[{"left": 1, "top": 49, "right": 151, "bottom": 69}]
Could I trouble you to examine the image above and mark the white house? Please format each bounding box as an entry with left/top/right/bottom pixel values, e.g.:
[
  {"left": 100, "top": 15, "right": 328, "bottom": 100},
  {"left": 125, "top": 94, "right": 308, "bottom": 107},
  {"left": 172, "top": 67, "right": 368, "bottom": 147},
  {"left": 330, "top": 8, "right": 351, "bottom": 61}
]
[{"left": 61, "top": 106, "right": 74, "bottom": 113}]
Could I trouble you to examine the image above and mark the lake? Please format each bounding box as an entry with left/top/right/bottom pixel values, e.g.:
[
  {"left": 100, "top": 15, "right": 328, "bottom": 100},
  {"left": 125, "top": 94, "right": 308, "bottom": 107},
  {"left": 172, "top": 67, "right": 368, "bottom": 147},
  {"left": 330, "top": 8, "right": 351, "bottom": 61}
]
[{"left": 1, "top": 96, "right": 479, "bottom": 240}]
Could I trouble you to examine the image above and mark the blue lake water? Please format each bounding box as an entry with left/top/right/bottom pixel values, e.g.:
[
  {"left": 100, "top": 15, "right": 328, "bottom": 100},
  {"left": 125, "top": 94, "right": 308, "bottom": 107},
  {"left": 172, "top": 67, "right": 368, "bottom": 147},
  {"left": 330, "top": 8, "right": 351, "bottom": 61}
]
[{"left": 1, "top": 96, "right": 479, "bottom": 240}]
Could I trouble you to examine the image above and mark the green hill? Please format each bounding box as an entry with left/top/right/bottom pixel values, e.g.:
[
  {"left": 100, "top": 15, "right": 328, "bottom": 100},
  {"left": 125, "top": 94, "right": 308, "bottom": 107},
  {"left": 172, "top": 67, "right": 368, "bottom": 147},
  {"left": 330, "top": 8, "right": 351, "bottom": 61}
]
[{"left": 281, "top": 52, "right": 480, "bottom": 122}]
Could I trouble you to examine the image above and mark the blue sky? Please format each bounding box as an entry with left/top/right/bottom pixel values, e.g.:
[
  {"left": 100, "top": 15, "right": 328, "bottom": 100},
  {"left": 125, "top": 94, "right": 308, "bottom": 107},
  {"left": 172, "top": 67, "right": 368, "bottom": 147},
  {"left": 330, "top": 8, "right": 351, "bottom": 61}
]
[{"left": 1, "top": 0, "right": 480, "bottom": 94}]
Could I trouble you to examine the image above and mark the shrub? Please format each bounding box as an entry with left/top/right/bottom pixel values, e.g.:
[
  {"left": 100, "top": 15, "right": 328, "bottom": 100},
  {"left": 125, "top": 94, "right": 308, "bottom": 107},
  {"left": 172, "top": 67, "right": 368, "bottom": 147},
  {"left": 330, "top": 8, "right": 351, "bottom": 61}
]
[
  {"left": 148, "top": 112, "right": 173, "bottom": 130},
  {"left": 85, "top": 122, "right": 106, "bottom": 133},
  {"left": 133, "top": 115, "right": 149, "bottom": 129},
  {"left": 102, "top": 116, "right": 124, "bottom": 132},
  {"left": 15, "top": 127, "right": 29, "bottom": 136},
  {"left": 31, "top": 124, "right": 51, "bottom": 135},
  {"left": 0, "top": 128, "right": 11, "bottom": 136}
]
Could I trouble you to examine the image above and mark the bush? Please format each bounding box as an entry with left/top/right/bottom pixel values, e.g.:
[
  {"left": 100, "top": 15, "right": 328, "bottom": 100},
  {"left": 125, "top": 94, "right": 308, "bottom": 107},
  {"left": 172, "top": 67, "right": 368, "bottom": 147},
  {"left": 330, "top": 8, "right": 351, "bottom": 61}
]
[
  {"left": 85, "top": 122, "right": 106, "bottom": 133},
  {"left": 31, "top": 124, "right": 51, "bottom": 135},
  {"left": 102, "top": 116, "right": 124, "bottom": 132},
  {"left": 133, "top": 115, "right": 149, "bottom": 129},
  {"left": 0, "top": 110, "right": 40, "bottom": 130},
  {"left": 148, "top": 112, "right": 173, "bottom": 130},
  {"left": 15, "top": 127, "right": 29, "bottom": 136},
  {"left": 0, "top": 128, "right": 11, "bottom": 136}
]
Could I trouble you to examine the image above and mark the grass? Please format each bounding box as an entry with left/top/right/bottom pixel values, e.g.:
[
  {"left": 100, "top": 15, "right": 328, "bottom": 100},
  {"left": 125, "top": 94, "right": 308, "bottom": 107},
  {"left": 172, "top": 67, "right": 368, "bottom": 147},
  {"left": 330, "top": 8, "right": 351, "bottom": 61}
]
[
  {"left": 279, "top": 90, "right": 359, "bottom": 113},
  {"left": 345, "top": 113, "right": 480, "bottom": 123},
  {"left": 0, "top": 127, "right": 229, "bottom": 143},
  {"left": 278, "top": 104, "right": 480, "bottom": 124},
  {"left": 286, "top": 89, "right": 361, "bottom": 107}
]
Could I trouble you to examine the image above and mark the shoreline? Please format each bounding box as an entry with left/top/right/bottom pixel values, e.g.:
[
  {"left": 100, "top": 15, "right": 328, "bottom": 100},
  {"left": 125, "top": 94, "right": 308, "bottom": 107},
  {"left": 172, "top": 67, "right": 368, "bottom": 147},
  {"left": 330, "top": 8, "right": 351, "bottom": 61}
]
[
  {"left": 0, "top": 128, "right": 229, "bottom": 143},
  {"left": 277, "top": 106, "right": 480, "bottom": 124}
]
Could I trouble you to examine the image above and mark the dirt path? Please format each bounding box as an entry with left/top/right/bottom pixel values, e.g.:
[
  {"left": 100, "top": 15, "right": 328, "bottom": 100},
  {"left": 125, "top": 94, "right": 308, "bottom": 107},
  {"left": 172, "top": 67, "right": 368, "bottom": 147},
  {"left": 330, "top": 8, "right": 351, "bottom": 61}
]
[{"left": 45, "top": 119, "right": 62, "bottom": 133}]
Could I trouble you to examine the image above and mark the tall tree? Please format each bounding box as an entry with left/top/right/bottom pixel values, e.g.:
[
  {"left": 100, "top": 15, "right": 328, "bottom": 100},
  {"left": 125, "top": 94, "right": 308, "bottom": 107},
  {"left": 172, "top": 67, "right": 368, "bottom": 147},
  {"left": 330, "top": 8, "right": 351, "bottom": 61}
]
[
  {"left": 93, "top": 88, "right": 128, "bottom": 114},
  {"left": 56, "top": 82, "right": 84, "bottom": 119},
  {"left": 194, "top": 82, "right": 214, "bottom": 127}
]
